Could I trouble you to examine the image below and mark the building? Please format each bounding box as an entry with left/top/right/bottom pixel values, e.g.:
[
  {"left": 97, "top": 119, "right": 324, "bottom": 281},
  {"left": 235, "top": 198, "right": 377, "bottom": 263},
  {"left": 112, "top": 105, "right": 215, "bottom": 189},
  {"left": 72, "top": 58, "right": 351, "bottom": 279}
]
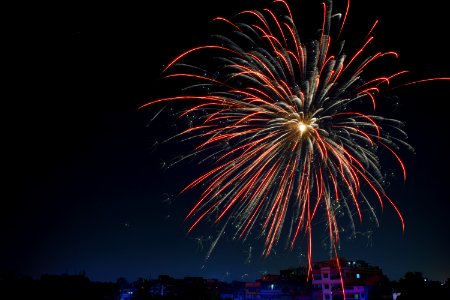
[
  {"left": 222, "top": 267, "right": 311, "bottom": 300},
  {"left": 114, "top": 258, "right": 385, "bottom": 299},
  {"left": 311, "top": 257, "right": 382, "bottom": 300}
]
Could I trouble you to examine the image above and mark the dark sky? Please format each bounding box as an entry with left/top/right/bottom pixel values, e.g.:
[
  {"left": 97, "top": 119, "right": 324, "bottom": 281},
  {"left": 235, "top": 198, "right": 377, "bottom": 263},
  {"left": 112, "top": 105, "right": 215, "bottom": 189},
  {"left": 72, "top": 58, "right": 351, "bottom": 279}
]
[{"left": 4, "top": 0, "right": 449, "bottom": 283}]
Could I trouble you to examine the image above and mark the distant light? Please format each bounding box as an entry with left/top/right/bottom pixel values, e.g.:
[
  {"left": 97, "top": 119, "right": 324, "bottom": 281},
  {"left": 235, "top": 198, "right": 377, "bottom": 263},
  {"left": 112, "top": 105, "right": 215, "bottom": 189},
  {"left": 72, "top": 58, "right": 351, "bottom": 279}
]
[
  {"left": 356, "top": 273, "right": 360, "bottom": 279},
  {"left": 270, "top": 283, "right": 275, "bottom": 290}
]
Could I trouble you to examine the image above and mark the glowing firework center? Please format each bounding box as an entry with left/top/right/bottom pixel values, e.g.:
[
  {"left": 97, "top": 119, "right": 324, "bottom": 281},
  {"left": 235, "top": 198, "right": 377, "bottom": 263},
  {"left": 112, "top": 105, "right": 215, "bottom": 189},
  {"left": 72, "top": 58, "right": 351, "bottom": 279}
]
[
  {"left": 287, "top": 113, "right": 317, "bottom": 138},
  {"left": 296, "top": 119, "right": 316, "bottom": 137},
  {"left": 298, "top": 122, "right": 307, "bottom": 133}
]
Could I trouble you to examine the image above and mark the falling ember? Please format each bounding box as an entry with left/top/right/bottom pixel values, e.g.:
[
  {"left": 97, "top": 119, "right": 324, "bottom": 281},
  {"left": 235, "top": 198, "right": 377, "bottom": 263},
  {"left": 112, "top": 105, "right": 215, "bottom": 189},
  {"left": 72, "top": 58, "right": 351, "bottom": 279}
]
[{"left": 140, "top": 0, "right": 449, "bottom": 292}]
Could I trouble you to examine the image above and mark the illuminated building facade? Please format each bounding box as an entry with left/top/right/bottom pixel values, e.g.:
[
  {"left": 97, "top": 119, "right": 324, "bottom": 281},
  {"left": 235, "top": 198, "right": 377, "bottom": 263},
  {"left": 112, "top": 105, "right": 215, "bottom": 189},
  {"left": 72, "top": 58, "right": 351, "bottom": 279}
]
[{"left": 311, "top": 257, "right": 382, "bottom": 300}]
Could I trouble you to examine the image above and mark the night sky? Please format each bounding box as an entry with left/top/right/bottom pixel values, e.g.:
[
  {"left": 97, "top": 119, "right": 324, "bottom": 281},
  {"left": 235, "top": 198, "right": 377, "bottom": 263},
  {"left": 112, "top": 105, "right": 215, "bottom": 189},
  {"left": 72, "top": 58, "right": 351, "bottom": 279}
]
[{"left": 4, "top": 0, "right": 449, "bottom": 284}]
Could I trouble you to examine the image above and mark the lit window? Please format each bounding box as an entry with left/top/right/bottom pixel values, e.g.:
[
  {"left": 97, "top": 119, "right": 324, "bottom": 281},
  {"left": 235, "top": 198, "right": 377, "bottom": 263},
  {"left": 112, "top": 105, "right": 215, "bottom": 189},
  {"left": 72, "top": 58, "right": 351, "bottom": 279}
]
[{"left": 356, "top": 273, "right": 361, "bottom": 279}]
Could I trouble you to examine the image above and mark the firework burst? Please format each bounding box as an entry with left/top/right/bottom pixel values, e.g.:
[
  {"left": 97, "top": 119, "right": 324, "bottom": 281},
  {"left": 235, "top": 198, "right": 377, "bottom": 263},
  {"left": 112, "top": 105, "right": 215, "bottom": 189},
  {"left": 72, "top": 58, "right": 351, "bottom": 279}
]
[{"left": 140, "top": 0, "right": 449, "bottom": 280}]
